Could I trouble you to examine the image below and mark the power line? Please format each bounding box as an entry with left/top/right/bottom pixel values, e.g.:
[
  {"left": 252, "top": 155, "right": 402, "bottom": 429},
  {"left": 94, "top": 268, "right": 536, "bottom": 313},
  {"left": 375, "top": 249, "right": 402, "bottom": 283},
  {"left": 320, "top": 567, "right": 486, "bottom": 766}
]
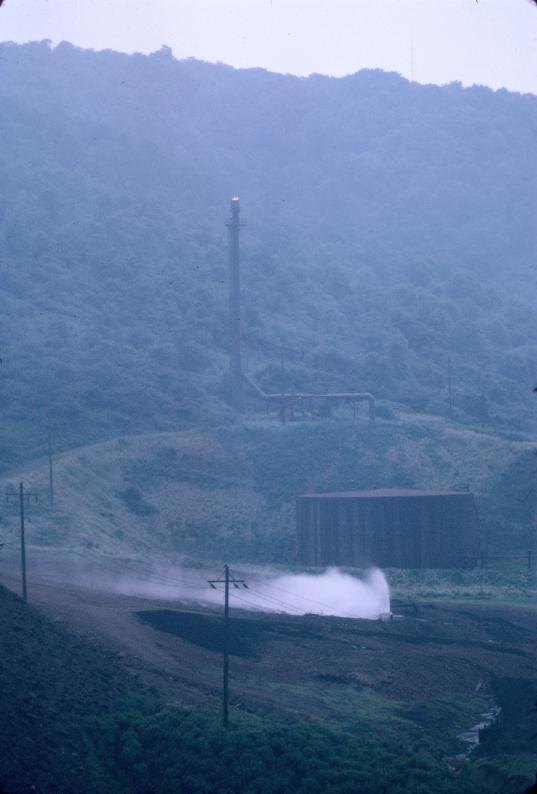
[
  {"left": 245, "top": 585, "right": 358, "bottom": 619},
  {"left": 271, "top": 582, "right": 367, "bottom": 619},
  {"left": 223, "top": 588, "right": 291, "bottom": 614},
  {"left": 244, "top": 582, "right": 336, "bottom": 616},
  {"left": 242, "top": 586, "right": 305, "bottom": 615}
]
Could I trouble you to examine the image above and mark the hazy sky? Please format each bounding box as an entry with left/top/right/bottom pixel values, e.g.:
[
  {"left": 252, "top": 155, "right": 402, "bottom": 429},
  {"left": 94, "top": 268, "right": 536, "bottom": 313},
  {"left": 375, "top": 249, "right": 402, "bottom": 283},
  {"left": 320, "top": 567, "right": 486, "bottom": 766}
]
[{"left": 1, "top": 0, "right": 536, "bottom": 94}]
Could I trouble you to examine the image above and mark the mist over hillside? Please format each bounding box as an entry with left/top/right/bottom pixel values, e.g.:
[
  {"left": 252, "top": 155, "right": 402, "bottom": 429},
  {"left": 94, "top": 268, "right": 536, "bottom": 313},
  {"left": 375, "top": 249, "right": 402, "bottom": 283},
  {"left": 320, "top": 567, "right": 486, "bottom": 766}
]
[
  {"left": 0, "top": 40, "right": 536, "bottom": 467},
  {"left": 2, "top": 38, "right": 537, "bottom": 794}
]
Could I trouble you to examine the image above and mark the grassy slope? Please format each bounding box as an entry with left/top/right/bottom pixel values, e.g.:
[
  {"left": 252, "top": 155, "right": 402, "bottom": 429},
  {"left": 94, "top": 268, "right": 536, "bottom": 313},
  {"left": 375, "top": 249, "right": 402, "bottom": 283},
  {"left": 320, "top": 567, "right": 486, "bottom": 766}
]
[
  {"left": 1, "top": 410, "right": 535, "bottom": 564},
  {"left": 1, "top": 411, "right": 535, "bottom": 793}
]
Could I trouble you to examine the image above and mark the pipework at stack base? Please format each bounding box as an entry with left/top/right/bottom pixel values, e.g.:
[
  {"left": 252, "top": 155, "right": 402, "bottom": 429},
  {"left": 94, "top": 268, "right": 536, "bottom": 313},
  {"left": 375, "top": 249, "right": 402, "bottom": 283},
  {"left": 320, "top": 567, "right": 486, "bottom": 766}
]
[
  {"left": 226, "top": 196, "right": 245, "bottom": 413},
  {"left": 225, "top": 197, "right": 375, "bottom": 422}
]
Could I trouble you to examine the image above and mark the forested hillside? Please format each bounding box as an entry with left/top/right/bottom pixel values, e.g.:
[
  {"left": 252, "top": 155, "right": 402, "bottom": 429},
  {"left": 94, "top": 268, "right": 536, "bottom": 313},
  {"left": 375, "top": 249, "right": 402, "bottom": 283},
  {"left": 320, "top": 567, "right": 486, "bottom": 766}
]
[{"left": 0, "top": 40, "right": 536, "bottom": 467}]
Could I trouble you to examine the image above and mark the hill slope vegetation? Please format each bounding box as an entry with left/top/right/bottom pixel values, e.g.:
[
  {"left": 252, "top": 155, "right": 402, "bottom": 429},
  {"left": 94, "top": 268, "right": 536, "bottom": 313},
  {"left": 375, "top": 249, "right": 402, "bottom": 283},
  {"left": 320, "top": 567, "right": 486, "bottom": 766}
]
[
  {"left": 0, "top": 41, "right": 536, "bottom": 470},
  {"left": 1, "top": 418, "right": 535, "bottom": 561}
]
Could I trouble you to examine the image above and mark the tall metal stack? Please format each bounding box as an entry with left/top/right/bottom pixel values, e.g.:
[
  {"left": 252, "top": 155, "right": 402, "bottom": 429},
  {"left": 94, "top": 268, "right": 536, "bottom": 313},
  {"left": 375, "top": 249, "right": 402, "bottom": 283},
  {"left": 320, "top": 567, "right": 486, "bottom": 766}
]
[{"left": 226, "top": 196, "right": 245, "bottom": 412}]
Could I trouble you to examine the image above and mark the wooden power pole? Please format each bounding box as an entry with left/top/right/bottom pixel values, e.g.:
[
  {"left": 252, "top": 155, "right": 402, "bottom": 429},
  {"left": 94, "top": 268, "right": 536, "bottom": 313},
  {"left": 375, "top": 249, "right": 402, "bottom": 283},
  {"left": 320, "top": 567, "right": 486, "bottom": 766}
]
[
  {"left": 6, "top": 482, "right": 39, "bottom": 604},
  {"left": 47, "top": 431, "right": 54, "bottom": 507},
  {"left": 208, "top": 565, "right": 248, "bottom": 727},
  {"left": 19, "top": 482, "right": 27, "bottom": 604},
  {"left": 447, "top": 357, "right": 453, "bottom": 419}
]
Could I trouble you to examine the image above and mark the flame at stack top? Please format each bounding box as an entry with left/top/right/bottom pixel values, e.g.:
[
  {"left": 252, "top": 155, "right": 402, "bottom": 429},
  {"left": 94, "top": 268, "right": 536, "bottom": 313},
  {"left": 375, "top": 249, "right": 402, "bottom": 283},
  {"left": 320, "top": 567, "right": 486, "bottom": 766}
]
[{"left": 230, "top": 196, "right": 240, "bottom": 215}]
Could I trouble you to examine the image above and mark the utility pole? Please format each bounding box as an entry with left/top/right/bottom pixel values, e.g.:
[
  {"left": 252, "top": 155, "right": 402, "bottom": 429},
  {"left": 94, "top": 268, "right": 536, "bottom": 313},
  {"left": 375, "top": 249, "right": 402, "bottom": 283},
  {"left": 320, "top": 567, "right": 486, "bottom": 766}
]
[
  {"left": 6, "top": 482, "right": 38, "bottom": 604},
  {"left": 447, "top": 357, "right": 453, "bottom": 420},
  {"left": 410, "top": 25, "right": 415, "bottom": 82},
  {"left": 47, "top": 431, "right": 54, "bottom": 507},
  {"left": 19, "top": 482, "right": 27, "bottom": 604},
  {"left": 208, "top": 565, "right": 248, "bottom": 727},
  {"left": 244, "top": 334, "right": 249, "bottom": 373}
]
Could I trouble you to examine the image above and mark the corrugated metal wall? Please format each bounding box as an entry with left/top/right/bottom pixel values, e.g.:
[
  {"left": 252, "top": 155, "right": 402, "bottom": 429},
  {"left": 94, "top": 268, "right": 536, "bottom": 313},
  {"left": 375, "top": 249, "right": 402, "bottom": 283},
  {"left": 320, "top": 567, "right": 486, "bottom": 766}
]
[{"left": 296, "top": 492, "right": 479, "bottom": 568}]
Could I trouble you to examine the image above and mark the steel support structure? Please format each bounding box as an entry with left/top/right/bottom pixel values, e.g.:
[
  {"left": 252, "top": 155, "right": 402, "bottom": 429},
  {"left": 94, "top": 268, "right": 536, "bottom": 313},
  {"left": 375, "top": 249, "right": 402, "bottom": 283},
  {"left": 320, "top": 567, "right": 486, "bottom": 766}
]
[{"left": 226, "top": 197, "right": 245, "bottom": 412}]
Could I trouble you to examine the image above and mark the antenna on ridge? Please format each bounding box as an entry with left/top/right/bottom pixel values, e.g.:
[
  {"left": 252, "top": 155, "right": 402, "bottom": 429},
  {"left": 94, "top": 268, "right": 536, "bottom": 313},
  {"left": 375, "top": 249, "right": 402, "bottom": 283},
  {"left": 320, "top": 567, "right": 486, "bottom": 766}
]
[{"left": 410, "top": 24, "right": 415, "bottom": 83}]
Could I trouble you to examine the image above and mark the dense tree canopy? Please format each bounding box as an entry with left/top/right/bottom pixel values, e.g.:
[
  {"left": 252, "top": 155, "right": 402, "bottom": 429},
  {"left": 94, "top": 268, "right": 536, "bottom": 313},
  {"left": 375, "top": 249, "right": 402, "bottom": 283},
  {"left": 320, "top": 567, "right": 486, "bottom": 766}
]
[{"left": 0, "top": 41, "right": 536, "bottom": 466}]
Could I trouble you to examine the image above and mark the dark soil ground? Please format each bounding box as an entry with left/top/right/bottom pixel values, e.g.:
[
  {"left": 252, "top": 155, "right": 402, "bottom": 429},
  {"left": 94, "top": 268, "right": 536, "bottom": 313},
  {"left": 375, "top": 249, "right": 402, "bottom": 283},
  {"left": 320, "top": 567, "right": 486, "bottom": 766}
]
[
  {"left": 0, "top": 584, "right": 133, "bottom": 794},
  {"left": 0, "top": 554, "right": 536, "bottom": 792}
]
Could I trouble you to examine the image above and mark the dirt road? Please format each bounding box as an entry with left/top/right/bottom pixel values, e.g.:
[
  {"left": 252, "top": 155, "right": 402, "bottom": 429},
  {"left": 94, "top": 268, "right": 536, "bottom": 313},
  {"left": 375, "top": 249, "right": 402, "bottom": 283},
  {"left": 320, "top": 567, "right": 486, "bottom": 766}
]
[{"left": 1, "top": 552, "right": 536, "bottom": 750}]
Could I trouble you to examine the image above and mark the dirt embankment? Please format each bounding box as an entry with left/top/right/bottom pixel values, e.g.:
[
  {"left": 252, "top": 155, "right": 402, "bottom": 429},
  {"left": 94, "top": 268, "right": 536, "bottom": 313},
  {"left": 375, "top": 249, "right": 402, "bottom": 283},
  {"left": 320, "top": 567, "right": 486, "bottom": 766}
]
[
  {"left": 1, "top": 555, "right": 536, "bottom": 793},
  {"left": 0, "top": 584, "right": 135, "bottom": 794}
]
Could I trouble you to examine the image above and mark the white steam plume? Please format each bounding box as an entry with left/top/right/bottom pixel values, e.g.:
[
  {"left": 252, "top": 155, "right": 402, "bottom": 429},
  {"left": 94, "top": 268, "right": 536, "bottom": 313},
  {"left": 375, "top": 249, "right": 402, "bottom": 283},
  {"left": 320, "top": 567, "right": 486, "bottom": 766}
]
[
  {"left": 242, "top": 567, "right": 391, "bottom": 619},
  {"left": 108, "top": 564, "right": 391, "bottom": 620},
  {"left": 13, "top": 556, "right": 390, "bottom": 620}
]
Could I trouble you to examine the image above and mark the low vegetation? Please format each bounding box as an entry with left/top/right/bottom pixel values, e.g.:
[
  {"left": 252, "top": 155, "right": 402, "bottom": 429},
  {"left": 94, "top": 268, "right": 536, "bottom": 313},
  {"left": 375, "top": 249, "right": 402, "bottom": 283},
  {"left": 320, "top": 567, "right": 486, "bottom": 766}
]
[
  {"left": 87, "top": 695, "right": 483, "bottom": 794},
  {"left": 1, "top": 419, "right": 535, "bottom": 565},
  {"left": 387, "top": 565, "right": 537, "bottom": 605}
]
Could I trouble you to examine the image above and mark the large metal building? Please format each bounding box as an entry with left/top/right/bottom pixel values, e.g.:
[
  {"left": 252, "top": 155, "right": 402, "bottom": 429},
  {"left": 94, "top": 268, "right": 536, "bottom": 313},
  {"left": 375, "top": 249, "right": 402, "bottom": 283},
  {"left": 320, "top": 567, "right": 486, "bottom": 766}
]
[{"left": 296, "top": 489, "right": 479, "bottom": 569}]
